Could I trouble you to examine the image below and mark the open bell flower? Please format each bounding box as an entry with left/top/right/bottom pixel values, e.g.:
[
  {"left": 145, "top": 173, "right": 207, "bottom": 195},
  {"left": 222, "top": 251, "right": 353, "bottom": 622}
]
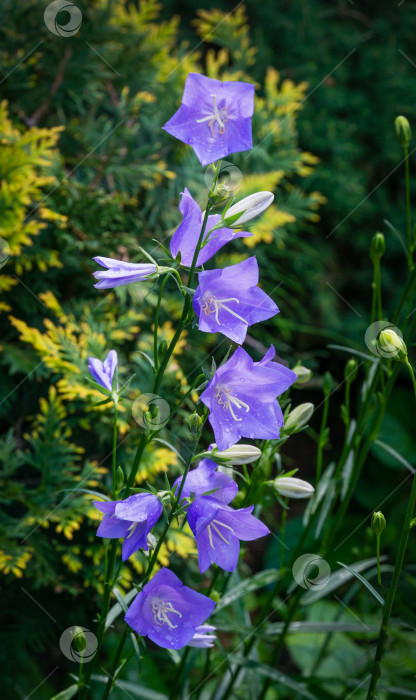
[
  {"left": 171, "top": 189, "right": 251, "bottom": 267},
  {"left": 222, "top": 192, "right": 274, "bottom": 227},
  {"left": 200, "top": 346, "right": 297, "bottom": 450},
  {"left": 187, "top": 496, "right": 269, "bottom": 573},
  {"left": 173, "top": 458, "right": 238, "bottom": 505},
  {"left": 124, "top": 568, "right": 215, "bottom": 649},
  {"left": 93, "top": 493, "right": 162, "bottom": 561},
  {"left": 88, "top": 349, "right": 118, "bottom": 392},
  {"left": 193, "top": 257, "right": 279, "bottom": 344},
  {"left": 92, "top": 256, "right": 158, "bottom": 289},
  {"left": 162, "top": 73, "right": 254, "bottom": 166}
]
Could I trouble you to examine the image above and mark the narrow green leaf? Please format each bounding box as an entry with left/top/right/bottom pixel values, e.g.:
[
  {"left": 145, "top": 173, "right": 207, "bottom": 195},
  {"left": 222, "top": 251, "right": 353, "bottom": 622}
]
[
  {"left": 302, "top": 557, "right": 385, "bottom": 605},
  {"left": 92, "top": 676, "right": 168, "bottom": 699},
  {"left": 49, "top": 686, "right": 78, "bottom": 700},
  {"left": 152, "top": 438, "right": 185, "bottom": 464},
  {"left": 58, "top": 488, "right": 110, "bottom": 501},
  {"left": 214, "top": 569, "right": 280, "bottom": 613},
  {"left": 231, "top": 657, "right": 319, "bottom": 700},
  {"left": 105, "top": 588, "right": 137, "bottom": 629},
  {"left": 374, "top": 439, "right": 415, "bottom": 474},
  {"left": 336, "top": 561, "right": 385, "bottom": 606}
]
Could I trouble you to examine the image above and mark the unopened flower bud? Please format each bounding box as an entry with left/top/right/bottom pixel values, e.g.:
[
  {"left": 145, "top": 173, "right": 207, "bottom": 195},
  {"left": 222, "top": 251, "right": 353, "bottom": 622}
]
[
  {"left": 71, "top": 627, "right": 87, "bottom": 653},
  {"left": 345, "top": 358, "right": 358, "bottom": 382},
  {"left": 210, "top": 444, "right": 261, "bottom": 465},
  {"left": 222, "top": 192, "right": 274, "bottom": 227},
  {"left": 395, "top": 115, "right": 412, "bottom": 147},
  {"left": 323, "top": 372, "right": 334, "bottom": 397},
  {"left": 371, "top": 511, "right": 386, "bottom": 536},
  {"left": 147, "top": 533, "right": 157, "bottom": 549},
  {"left": 188, "top": 412, "right": 203, "bottom": 436},
  {"left": 284, "top": 403, "right": 314, "bottom": 434},
  {"left": 116, "top": 466, "right": 124, "bottom": 490},
  {"left": 293, "top": 365, "right": 312, "bottom": 385},
  {"left": 273, "top": 476, "right": 315, "bottom": 499},
  {"left": 370, "top": 232, "right": 386, "bottom": 263},
  {"left": 379, "top": 328, "right": 407, "bottom": 361}
]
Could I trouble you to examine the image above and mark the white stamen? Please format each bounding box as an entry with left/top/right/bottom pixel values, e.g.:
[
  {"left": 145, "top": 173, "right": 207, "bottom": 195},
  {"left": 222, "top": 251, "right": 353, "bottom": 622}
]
[
  {"left": 196, "top": 94, "right": 230, "bottom": 137},
  {"left": 201, "top": 295, "right": 248, "bottom": 326},
  {"left": 214, "top": 385, "right": 250, "bottom": 421},
  {"left": 151, "top": 597, "right": 182, "bottom": 629}
]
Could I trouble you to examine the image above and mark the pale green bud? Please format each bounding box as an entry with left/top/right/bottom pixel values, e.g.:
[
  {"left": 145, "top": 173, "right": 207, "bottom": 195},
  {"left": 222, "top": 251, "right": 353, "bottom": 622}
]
[
  {"left": 379, "top": 328, "right": 407, "bottom": 361},
  {"left": 284, "top": 403, "right": 314, "bottom": 434},
  {"left": 370, "top": 232, "right": 386, "bottom": 263},
  {"left": 345, "top": 358, "right": 358, "bottom": 382},
  {"left": 323, "top": 371, "right": 334, "bottom": 397},
  {"left": 293, "top": 365, "right": 312, "bottom": 385},
  {"left": 371, "top": 511, "right": 386, "bottom": 536},
  {"left": 116, "top": 466, "right": 124, "bottom": 490},
  {"left": 222, "top": 192, "right": 274, "bottom": 227},
  {"left": 273, "top": 476, "right": 315, "bottom": 499},
  {"left": 210, "top": 444, "right": 261, "bottom": 465},
  {"left": 71, "top": 627, "right": 87, "bottom": 653},
  {"left": 188, "top": 412, "right": 203, "bottom": 436},
  {"left": 395, "top": 115, "right": 412, "bottom": 147}
]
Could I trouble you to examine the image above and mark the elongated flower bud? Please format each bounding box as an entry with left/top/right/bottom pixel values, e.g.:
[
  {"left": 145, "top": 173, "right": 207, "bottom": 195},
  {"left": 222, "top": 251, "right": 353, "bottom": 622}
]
[
  {"left": 210, "top": 444, "right": 261, "bottom": 465},
  {"left": 188, "top": 412, "right": 203, "bottom": 436},
  {"left": 284, "top": 403, "right": 314, "bottom": 434},
  {"left": 293, "top": 365, "right": 312, "bottom": 385},
  {"left": 395, "top": 115, "right": 412, "bottom": 147},
  {"left": 273, "top": 476, "right": 314, "bottom": 499},
  {"left": 370, "top": 232, "right": 386, "bottom": 263},
  {"left": 71, "top": 627, "right": 87, "bottom": 653},
  {"left": 379, "top": 328, "right": 407, "bottom": 361},
  {"left": 222, "top": 192, "right": 274, "bottom": 227},
  {"left": 371, "top": 511, "right": 386, "bottom": 536},
  {"left": 345, "top": 358, "right": 358, "bottom": 381}
]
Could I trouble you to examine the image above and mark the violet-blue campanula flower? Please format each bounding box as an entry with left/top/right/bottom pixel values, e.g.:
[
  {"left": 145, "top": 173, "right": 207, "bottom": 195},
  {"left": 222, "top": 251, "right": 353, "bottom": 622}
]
[
  {"left": 162, "top": 73, "right": 254, "bottom": 166},
  {"left": 88, "top": 349, "right": 118, "bottom": 392},
  {"left": 193, "top": 257, "right": 279, "bottom": 344},
  {"left": 92, "top": 256, "right": 157, "bottom": 289},
  {"left": 200, "top": 346, "right": 297, "bottom": 450},
  {"left": 93, "top": 493, "right": 162, "bottom": 561},
  {"left": 171, "top": 188, "right": 251, "bottom": 267},
  {"left": 173, "top": 458, "right": 238, "bottom": 505},
  {"left": 124, "top": 567, "right": 215, "bottom": 649},
  {"left": 187, "top": 496, "right": 269, "bottom": 573}
]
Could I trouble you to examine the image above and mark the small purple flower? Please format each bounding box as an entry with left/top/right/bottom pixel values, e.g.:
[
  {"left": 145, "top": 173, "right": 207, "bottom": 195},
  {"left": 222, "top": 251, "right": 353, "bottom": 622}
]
[
  {"left": 200, "top": 346, "right": 297, "bottom": 450},
  {"left": 163, "top": 73, "right": 254, "bottom": 166},
  {"left": 93, "top": 493, "right": 162, "bottom": 561},
  {"left": 188, "top": 624, "right": 217, "bottom": 648},
  {"left": 88, "top": 350, "right": 118, "bottom": 392},
  {"left": 173, "top": 458, "right": 238, "bottom": 505},
  {"left": 92, "top": 256, "right": 157, "bottom": 289},
  {"left": 187, "top": 496, "right": 269, "bottom": 573},
  {"left": 193, "top": 257, "right": 279, "bottom": 344},
  {"left": 124, "top": 567, "right": 216, "bottom": 649},
  {"left": 171, "top": 189, "right": 251, "bottom": 267}
]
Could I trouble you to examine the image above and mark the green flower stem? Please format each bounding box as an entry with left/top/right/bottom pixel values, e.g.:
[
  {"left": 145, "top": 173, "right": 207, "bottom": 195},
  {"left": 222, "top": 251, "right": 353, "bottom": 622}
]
[
  {"left": 376, "top": 534, "right": 382, "bottom": 586},
  {"left": 365, "top": 470, "right": 416, "bottom": 699},
  {"left": 102, "top": 626, "right": 130, "bottom": 700},
  {"left": 405, "top": 359, "right": 416, "bottom": 400},
  {"left": 154, "top": 275, "right": 169, "bottom": 373},
  {"left": 112, "top": 400, "right": 118, "bottom": 498},
  {"left": 371, "top": 258, "right": 383, "bottom": 324},
  {"left": 316, "top": 391, "right": 329, "bottom": 483},
  {"left": 404, "top": 143, "right": 413, "bottom": 260}
]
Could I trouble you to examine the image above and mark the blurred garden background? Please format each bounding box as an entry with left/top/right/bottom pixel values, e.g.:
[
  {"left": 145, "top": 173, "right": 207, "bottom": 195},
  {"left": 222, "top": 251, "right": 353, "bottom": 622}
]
[{"left": 2, "top": 0, "right": 416, "bottom": 698}]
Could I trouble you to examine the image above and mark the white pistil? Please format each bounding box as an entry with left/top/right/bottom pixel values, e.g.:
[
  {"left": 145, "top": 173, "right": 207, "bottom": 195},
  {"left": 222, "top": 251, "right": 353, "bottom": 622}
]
[
  {"left": 208, "top": 525, "right": 215, "bottom": 549},
  {"left": 151, "top": 597, "right": 182, "bottom": 629},
  {"left": 214, "top": 385, "right": 250, "bottom": 421},
  {"left": 196, "top": 94, "right": 230, "bottom": 137},
  {"left": 201, "top": 295, "right": 248, "bottom": 326},
  {"left": 126, "top": 522, "right": 139, "bottom": 539},
  {"left": 207, "top": 520, "right": 235, "bottom": 548}
]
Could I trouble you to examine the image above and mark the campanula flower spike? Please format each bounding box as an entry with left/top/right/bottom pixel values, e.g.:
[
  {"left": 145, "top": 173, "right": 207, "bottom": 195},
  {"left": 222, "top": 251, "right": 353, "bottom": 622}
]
[
  {"left": 193, "top": 257, "right": 279, "bottom": 344},
  {"left": 92, "top": 256, "right": 158, "bottom": 289},
  {"left": 88, "top": 349, "right": 118, "bottom": 392},
  {"left": 173, "top": 457, "right": 238, "bottom": 505},
  {"left": 200, "top": 346, "right": 297, "bottom": 450},
  {"left": 187, "top": 496, "right": 269, "bottom": 573},
  {"left": 170, "top": 188, "right": 252, "bottom": 267},
  {"left": 162, "top": 73, "right": 255, "bottom": 166},
  {"left": 93, "top": 493, "right": 163, "bottom": 561},
  {"left": 124, "top": 568, "right": 215, "bottom": 649}
]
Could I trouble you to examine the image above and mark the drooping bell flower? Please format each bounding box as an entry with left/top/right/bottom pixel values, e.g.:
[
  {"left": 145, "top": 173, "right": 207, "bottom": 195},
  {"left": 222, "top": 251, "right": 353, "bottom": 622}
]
[
  {"left": 124, "top": 568, "right": 215, "bottom": 649},
  {"left": 200, "top": 346, "right": 297, "bottom": 450},
  {"left": 88, "top": 349, "right": 118, "bottom": 392},
  {"left": 162, "top": 73, "right": 255, "bottom": 166},
  {"left": 170, "top": 189, "right": 251, "bottom": 267},
  {"left": 92, "top": 256, "right": 158, "bottom": 289},
  {"left": 193, "top": 257, "right": 279, "bottom": 344},
  {"left": 172, "top": 458, "right": 238, "bottom": 505},
  {"left": 187, "top": 496, "right": 269, "bottom": 573},
  {"left": 93, "top": 493, "right": 162, "bottom": 561}
]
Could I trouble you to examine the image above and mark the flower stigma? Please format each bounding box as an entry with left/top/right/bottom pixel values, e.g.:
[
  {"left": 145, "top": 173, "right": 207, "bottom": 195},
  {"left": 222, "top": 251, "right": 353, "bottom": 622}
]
[
  {"left": 151, "top": 597, "right": 183, "bottom": 628},
  {"left": 196, "top": 94, "right": 230, "bottom": 138},
  {"left": 201, "top": 294, "right": 248, "bottom": 325},
  {"left": 214, "top": 384, "right": 250, "bottom": 421},
  {"left": 207, "top": 519, "right": 235, "bottom": 549}
]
